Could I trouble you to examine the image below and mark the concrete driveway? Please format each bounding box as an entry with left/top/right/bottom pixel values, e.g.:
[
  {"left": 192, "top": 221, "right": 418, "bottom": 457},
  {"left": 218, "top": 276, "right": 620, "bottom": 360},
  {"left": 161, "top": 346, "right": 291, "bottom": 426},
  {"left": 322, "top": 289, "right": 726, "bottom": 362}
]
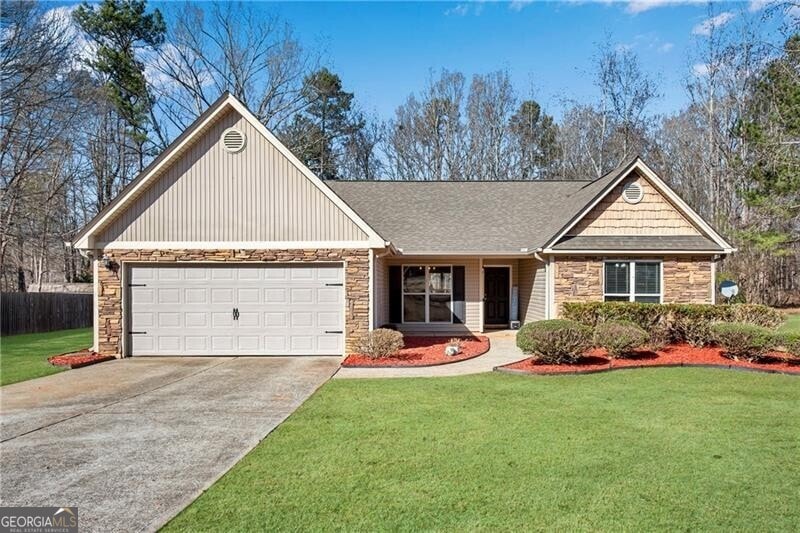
[{"left": 0, "top": 356, "right": 339, "bottom": 532}]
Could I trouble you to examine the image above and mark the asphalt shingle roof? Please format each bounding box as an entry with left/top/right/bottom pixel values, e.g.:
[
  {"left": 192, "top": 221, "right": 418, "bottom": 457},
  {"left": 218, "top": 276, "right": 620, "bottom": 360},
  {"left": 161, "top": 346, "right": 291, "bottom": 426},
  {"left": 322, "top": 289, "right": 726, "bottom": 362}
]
[
  {"left": 327, "top": 163, "right": 628, "bottom": 254},
  {"left": 329, "top": 180, "right": 575, "bottom": 253}
]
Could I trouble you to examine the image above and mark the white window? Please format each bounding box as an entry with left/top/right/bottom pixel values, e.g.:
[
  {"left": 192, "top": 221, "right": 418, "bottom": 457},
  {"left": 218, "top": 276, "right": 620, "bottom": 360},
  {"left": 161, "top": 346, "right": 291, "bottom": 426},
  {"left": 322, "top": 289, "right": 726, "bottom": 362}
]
[
  {"left": 402, "top": 266, "right": 453, "bottom": 323},
  {"left": 604, "top": 260, "right": 662, "bottom": 303}
]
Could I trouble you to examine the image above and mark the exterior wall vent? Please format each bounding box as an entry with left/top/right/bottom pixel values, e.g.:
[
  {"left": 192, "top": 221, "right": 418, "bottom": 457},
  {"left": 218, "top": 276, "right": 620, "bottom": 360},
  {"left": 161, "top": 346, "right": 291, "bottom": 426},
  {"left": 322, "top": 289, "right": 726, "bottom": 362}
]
[
  {"left": 622, "top": 181, "right": 643, "bottom": 204},
  {"left": 221, "top": 128, "right": 246, "bottom": 153}
]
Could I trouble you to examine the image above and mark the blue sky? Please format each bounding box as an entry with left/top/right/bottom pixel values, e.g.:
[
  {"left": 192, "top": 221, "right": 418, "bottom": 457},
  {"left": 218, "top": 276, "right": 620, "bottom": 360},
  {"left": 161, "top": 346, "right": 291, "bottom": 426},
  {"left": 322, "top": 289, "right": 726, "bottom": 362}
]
[
  {"left": 52, "top": 0, "right": 785, "bottom": 121},
  {"left": 262, "top": 0, "right": 777, "bottom": 121}
]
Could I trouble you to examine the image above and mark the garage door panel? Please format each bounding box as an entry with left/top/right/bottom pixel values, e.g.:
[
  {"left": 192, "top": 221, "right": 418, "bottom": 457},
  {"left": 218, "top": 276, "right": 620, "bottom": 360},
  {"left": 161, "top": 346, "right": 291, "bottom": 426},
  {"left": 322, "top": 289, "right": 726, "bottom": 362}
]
[
  {"left": 185, "top": 336, "right": 208, "bottom": 351},
  {"left": 158, "top": 289, "right": 180, "bottom": 304},
  {"left": 131, "top": 312, "right": 154, "bottom": 328},
  {"left": 128, "top": 264, "right": 344, "bottom": 356},
  {"left": 211, "top": 312, "right": 234, "bottom": 328},
  {"left": 211, "top": 268, "right": 235, "bottom": 280},
  {"left": 317, "top": 335, "right": 342, "bottom": 352},
  {"left": 157, "top": 312, "right": 181, "bottom": 328},
  {"left": 211, "top": 288, "right": 234, "bottom": 304},
  {"left": 289, "top": 288, "right": 313, "bottom": 304},
  {"left": 317, "top": 287, "right": 341, "bottom": 304},
  {"left": 318, "top": 311, "right": 341, "bottom": 328},
  {"left": 237, "top": 312, "right": 260, "bottom": 328},
  {"left": 184, "top": 288, "right": 207, "bottom": 304},
  {"left": 184, "top": 312, "right": 208, "bottom": 328}
]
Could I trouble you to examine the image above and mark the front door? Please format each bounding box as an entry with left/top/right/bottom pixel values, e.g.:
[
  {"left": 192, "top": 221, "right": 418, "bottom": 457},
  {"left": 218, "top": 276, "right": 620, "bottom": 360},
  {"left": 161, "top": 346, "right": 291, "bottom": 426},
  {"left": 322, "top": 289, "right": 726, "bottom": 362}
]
[{"left": 484, "top": 267, "right": 510, "bottom": 326}]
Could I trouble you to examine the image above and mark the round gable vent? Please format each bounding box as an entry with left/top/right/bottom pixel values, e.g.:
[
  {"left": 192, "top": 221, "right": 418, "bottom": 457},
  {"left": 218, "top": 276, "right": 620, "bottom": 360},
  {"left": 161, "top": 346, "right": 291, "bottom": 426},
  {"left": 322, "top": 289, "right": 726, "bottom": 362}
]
[
  {"left": 622, "top": 181, "right": 643, "bottom": 204},
  {"left": 221, "top": 127, "right": 246, "bottom": 153}
]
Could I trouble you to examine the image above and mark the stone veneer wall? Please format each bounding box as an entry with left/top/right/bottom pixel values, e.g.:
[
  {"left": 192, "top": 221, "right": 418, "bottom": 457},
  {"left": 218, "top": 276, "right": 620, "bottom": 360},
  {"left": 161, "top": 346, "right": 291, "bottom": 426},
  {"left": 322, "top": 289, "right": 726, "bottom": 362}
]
[
  {"left": 96, "top": 248, "right": 369, "bottom": 356},
  {"left": 553, "top": 256, "right": 713, "bottom": 316}
]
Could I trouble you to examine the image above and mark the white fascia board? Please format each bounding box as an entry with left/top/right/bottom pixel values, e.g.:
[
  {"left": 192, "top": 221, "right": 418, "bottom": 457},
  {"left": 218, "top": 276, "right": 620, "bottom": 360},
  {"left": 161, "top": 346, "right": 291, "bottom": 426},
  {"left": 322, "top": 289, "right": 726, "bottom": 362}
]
[
  {"left": 98, "top": 240, "right": 380, "bottom": 250},
  {"left": 396, "top": 251, "right": 530, "bottom": 257},
  {"left": 542, "top": 248, "right": 723, "bottom": 255}
]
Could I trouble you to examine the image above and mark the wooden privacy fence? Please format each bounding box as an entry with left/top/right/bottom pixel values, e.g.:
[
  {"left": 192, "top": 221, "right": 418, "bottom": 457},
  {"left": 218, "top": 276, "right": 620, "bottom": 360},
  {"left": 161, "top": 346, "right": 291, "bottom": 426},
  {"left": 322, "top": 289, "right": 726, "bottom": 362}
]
[{"left": 1, "top": 292, "right": 92, "bottom": 336}]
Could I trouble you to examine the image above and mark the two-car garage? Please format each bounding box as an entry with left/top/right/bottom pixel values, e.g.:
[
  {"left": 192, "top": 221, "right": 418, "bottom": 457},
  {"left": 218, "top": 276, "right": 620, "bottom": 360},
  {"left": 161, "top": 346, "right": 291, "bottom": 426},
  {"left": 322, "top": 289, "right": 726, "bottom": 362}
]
[{"left": 126, "top": 264, "right": 345, "bottom": 356}]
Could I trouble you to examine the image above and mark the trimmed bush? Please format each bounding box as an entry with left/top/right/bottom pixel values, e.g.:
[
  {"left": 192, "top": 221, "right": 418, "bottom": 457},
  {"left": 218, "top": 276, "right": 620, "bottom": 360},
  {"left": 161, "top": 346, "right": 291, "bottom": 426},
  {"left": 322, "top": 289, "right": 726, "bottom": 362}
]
[
  {"left": 593, "top": 320, "right": 649, "bottom": 358},
  {"left": 356, "top": 328, "right": 404, "bottom": 359},
  {"left": 777, "top": 333, "right": 800, "bottom": 359},
  {"left": 711, "top": 322, "right": 776, "bottom": 362},
  {"left": 647, "top": 323, "right": 673, "bottom": 352},
  {"left": 562, "top": 302, "right": 782, "bottom": 345},
  {"left": 516, "top": 319, "right": 592, "bottom": 364}
]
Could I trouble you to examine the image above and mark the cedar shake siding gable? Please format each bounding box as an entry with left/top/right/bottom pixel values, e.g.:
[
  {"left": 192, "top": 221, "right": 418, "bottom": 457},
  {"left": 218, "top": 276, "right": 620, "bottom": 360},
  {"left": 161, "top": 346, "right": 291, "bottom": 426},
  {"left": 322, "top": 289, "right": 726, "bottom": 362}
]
[
  {"left": 567, "top": 172, "right": 701, "bottom": 238},
  {"left": 98, "top": 109, "right": 368, "bottom": 245}
]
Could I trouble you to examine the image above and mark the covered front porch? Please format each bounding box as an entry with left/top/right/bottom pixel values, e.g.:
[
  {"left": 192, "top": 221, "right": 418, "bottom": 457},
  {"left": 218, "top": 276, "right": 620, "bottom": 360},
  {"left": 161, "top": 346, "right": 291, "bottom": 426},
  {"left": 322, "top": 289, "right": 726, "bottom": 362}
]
[{"left": 372, "top": 254, "right": 547, "bottom": 334}]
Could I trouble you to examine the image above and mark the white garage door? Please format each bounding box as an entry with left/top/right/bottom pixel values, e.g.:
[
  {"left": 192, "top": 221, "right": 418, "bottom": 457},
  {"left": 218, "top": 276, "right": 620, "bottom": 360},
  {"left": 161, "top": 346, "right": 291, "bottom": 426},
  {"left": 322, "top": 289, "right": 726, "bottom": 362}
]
[{"left": 127, "top": 264, "right": 344, "bottom": 356}]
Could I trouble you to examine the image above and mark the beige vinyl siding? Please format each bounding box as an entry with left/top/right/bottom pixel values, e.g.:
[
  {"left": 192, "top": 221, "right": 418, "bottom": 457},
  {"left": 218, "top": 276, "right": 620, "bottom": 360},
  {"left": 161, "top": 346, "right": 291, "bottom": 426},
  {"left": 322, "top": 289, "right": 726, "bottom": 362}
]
[
  {"left": 385, "top": 256, "right": 481, "bottom": 334},
  {"left": 518, "top": 257, "right": 546, "bottom": 322},
  {"left": 99, "top": 109, "right": 368, "bottom": 244},
  {"left": 373, "top": 255, "right": 388, "bottom": 328},
  {"left": 569, "top": 173, "right": 700, "bottom": 237}
]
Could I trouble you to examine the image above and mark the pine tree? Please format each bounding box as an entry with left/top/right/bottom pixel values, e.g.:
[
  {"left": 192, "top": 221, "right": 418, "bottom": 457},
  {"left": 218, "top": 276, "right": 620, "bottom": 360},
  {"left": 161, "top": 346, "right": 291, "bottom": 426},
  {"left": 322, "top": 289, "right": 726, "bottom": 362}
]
[{"left": 73, "top": 0, "right": 165, "bottom": 172}]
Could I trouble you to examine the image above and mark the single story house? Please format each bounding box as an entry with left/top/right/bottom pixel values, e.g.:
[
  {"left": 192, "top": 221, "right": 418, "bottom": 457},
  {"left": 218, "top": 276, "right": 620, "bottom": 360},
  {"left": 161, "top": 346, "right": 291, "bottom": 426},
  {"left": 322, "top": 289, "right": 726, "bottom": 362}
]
[{"left": 73, "top": 93, "right": 735, "bottom": 357}]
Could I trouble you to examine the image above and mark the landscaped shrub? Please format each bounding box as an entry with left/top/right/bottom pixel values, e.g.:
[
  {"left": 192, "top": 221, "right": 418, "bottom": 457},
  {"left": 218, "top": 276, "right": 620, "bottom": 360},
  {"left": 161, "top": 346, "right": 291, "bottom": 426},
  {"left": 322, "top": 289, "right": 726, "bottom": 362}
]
[
  {"left": 776, "top": 333, "right": 800, "bottom": 359},
  {"left": 647, "top": 323, "right": 673, "bottom": 351},
  {"left": 711, "top": 322, "right": 777, "bottom": 362},
  {"left": 729, "top": 304, "right": 783, "bottom": 329},
  {"left": 356, "top": 328, "right": 404, "bottom": 359},
  {"left": 562, "top": 302, "right": 783, "bottom": 345},
  {"left": 516, "top": 319, "right": 592, "bottom": 364},
  {"left": 593, "top": 320, "right": 649, "bottom": 358}
]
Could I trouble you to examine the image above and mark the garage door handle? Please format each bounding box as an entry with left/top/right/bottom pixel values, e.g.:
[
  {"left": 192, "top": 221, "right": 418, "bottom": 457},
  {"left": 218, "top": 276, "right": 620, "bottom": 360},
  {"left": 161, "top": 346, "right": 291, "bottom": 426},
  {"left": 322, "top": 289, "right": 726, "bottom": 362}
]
[
  {"left": 325, "top": 283, "right": 343, "bottom": 286},
  {"left": 325, "top": 330, "right": 343, "bottom": 334},
  {"left": 233, "top": 308, "right": 239, "bottom": 320}
]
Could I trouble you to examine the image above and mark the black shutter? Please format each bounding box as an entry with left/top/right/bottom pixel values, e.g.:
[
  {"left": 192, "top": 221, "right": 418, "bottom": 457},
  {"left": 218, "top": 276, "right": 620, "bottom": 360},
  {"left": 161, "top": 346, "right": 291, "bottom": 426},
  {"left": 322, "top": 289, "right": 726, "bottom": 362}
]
[
  {"left": 389, "top": 266, "right": 402, "bottom": 324},
  {"left": 452, "top": 266, "right": 466, "bottom": 324}
]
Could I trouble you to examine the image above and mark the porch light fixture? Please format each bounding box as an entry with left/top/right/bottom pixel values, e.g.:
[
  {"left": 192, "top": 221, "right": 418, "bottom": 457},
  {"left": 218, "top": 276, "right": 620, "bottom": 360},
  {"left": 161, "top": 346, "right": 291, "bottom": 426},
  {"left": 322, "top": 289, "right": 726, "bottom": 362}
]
[{"left": 102, "top": 255, "right": 117, "bottom": 271}]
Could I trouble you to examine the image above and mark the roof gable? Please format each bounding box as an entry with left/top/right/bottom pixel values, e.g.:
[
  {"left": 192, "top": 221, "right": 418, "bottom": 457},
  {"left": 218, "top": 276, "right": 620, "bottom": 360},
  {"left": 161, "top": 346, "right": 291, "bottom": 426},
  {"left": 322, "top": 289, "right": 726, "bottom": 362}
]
[
  {"left": 73, "top": 94, "right": 385, "bottom": 249},
  {"left": 567, "top": 171, "right": 700, "bottom": 237},
  {"left": 543, "top": 158, "right": 734, "bottom": 253}
]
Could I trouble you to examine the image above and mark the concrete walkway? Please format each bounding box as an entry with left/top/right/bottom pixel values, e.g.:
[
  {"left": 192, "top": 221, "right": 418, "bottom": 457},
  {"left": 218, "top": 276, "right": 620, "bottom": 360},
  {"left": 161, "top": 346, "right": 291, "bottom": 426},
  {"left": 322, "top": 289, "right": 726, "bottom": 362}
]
[
  {"left": 334, "top": 330, "right": 524, "bottom": 379},
  {"left": 0, "top": 356, "right": 339, "bottom": 533}
]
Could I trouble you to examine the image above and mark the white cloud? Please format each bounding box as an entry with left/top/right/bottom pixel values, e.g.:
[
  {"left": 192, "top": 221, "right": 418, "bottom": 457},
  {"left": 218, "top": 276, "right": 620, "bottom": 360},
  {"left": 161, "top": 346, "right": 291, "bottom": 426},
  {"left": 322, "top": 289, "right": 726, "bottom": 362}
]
[
  {"left": 692, "top": 12, "right": 736, "bottom": 36},
  {"left": 43, "top": 5, "right": 96, "bottom": 68},
  {"left": 625, "top": 0, "right": 706, "bottom": 14},
  {"left": 692, "top": 63, "right": 710, "bottom": 76},
  {"left": 509, "top": 0, "right": 533, "bottom": 12},
  {"left": 444, "top": 3, "right": 470, "bottom": 16},
  {"left": 748, "top": 0, "right": 772, "bottom": 12},
  {"left": 658, "top": 42, "right": 674, "bottom": 52}
]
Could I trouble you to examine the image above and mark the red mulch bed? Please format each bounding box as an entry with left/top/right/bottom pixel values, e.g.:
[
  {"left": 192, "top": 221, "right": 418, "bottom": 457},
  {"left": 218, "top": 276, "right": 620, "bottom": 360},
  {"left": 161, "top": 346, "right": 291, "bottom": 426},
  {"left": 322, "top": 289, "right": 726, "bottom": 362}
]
[
  {"left": 48, "top": 350, "right": 115, "bottom": 369},
  {"left": 342, "top": 336, "right": 490, "bottom": 367},
  {"left": 498, "top": 343, "right": 800, "bottom": 375}
]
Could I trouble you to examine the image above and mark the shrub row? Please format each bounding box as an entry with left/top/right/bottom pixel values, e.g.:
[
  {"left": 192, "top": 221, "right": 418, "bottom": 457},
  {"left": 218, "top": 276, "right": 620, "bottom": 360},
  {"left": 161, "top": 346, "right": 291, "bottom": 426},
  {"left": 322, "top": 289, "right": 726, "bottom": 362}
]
[
  {"left": 562, "top": 302, "right": 783, "bottom": 347},
  {"left": 517, "top": 318, "right": 798, "bottom": 364}
]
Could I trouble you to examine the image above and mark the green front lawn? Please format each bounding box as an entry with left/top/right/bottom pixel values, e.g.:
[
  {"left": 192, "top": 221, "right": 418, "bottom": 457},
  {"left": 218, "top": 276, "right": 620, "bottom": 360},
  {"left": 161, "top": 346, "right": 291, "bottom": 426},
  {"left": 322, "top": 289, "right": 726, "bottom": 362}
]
[
  {"left": 780, "top": 311, "right": 800, "bottom": 333},
  {"left": 0, "top": 328, "right": 92, "bottom": 386},
  {"left": 165, "top": 369, "right": 799, "bottom": 532}
]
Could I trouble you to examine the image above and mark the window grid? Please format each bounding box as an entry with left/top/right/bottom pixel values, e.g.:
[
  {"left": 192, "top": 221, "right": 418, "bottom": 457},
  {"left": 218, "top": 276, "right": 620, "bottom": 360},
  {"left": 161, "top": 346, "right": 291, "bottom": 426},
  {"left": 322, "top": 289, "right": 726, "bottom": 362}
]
[
  {"left": 401, "top": 265, "right": 453, "bottom": 324},
  {"left": 603, "top": 260, "right": 662, "bottom": 303}
]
